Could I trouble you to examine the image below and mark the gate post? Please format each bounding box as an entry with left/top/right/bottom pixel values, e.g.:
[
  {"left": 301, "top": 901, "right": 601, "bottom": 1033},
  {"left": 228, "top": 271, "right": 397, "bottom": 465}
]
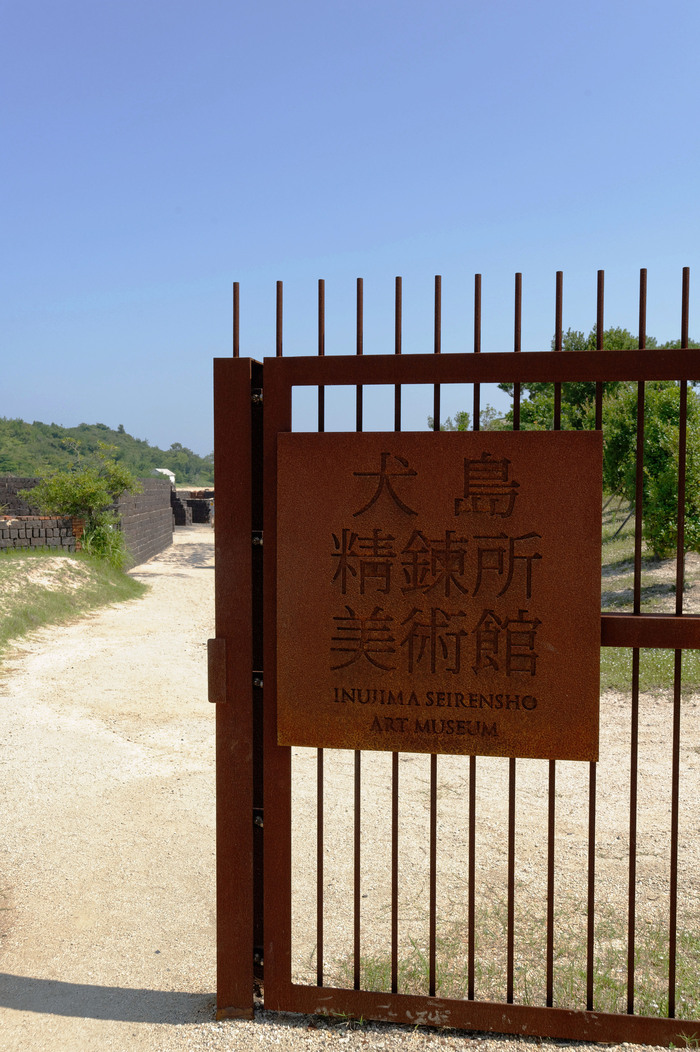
[{"left": 210, "top": 357, "right": 264, "bottom": 1019}]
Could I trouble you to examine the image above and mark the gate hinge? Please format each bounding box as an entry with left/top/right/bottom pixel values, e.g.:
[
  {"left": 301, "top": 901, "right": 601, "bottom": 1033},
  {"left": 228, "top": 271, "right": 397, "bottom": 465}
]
[
  {"left": 251, "top": 389, "right": 263, "bottom": 405},
  {"left": 253, "top": 808, "right": 264, "bottom": 829},
  {"left": 207, "top": 638, "right": 227, "bottom": 704},
  {"left": 252, "top": 531, "right": 263, "bottom": 547},
  {"left": 253, "top": 672, "right": 263, "bottom": 689}
]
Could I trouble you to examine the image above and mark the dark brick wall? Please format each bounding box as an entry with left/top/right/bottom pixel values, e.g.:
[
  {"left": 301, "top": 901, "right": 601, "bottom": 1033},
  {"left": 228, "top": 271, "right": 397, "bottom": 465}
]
[
  {"left": 0, "top": 477, "right": 42, "bottom": 515},
  {"left": 115, "top": 478, "right": 173, "bottom": 568},
  {"left": 0, "top": 516, "right": 78, "bottom": 551},
  {"left": 0, "top": 476, "right": 174, "bottom": 567}
]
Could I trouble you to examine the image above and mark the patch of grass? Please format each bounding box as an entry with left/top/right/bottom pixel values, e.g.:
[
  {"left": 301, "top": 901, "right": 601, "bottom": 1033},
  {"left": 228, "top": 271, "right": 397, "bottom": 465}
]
[
  {"left": 600, "top": 647, "right": 700, "bottom": 692},
  {"left": 0, "top": 548, "right": 147, "bottom": 660},
  {"left": 600, "top": 495, "right": 700, "bottom": 691},
  {"left": 335, "top": 897, "right": 700, "bottom": 1018}
]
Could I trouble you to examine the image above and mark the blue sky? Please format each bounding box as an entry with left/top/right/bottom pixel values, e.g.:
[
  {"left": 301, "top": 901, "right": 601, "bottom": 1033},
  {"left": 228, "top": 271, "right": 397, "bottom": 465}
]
[{"left": 2, "top": 0, "right": 699, "bottom": 456}]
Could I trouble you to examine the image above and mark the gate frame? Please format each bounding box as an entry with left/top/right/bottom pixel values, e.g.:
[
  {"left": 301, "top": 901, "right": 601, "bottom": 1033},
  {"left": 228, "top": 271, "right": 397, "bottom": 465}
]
[{"left": 212, "top": 338, "right": 700, "bottom": 1043}]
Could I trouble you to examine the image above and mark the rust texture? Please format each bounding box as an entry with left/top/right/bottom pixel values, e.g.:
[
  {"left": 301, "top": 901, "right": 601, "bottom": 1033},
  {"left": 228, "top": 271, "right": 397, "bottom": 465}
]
[
  {"left": 276, "top": 430, "right": 602, "bottom": 761},
  {"left": 215, "top": 266, "right": 700, "bottom": 1046}
]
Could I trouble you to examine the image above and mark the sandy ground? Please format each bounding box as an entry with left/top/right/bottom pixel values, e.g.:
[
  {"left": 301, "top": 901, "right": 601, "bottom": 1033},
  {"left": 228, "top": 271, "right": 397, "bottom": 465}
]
[
  {"left": 0, "top": 527, "right": 217, "bottom": 1052},
  {"left": 0, "top": 525, "right": 695, "bottom": 1052}
]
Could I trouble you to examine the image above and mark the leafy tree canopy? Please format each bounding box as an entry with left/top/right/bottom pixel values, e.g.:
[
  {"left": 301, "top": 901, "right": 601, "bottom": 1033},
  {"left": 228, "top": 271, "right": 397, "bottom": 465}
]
[
  {"left": 497, "top": 325, "right": 699, "bottom": 431},
  {"left": 453, "top": 325, "right": 700, "bottom": 558}
]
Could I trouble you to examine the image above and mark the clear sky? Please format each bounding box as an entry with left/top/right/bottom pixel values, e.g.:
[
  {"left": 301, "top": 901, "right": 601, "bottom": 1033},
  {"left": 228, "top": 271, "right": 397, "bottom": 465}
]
[{"left": 2, "top": 0, "right": 699, "bottom": 456}]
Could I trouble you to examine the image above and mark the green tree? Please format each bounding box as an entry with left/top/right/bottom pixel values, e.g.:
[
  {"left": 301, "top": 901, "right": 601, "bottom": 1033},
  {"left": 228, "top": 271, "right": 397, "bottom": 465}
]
[
  {"left": 603, "top": 381, "right": 700, "bottom": 557},
  {"left": 427, "top": 405, "right": 504, "bottom": 431},
  {"left": 498, "top": 326, "right": 650, "bottom": 430},
  {"left": 20, "top": 444, "right": 141, "bottom": 569},
  {"left": 498, "top": 326, "right": 699, "bottom": 431}
]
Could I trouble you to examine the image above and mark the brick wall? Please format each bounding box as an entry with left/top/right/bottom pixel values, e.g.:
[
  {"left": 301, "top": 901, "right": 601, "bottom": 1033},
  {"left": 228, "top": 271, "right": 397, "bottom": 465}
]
[
  {"left": 0, "top": 477, "right": 42, "bottom": 515},
  {"left": 0, "top": 516, "right": 79, "bottom": 551},
  {"left": 0, "top": 476, "right": 174, "bottom": 567},
  {"left": 115, "top": 478, "right": 173, "bottom": 568}
]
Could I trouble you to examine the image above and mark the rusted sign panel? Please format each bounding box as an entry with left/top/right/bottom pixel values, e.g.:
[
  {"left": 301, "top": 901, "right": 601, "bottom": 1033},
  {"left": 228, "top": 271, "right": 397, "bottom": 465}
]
[{"left": 277, "top": 431, "right": 602, "bottom": 760}]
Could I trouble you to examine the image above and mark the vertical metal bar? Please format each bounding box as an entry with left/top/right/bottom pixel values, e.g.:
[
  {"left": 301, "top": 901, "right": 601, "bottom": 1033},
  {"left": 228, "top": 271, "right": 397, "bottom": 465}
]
[
  {"left": 318, "top": 279, "right": 325, "bottom": 430},
  {"left": 429, "top": 278, "right": 441, "bottom": 994},
  {"left": 433, "top": 275, "right": 441, "bottom": 430},
  {"left": 276, "top": 281, "right": 283, "bottom": 358},
  {"left": 391, "top": 281, "right": 402, "bottom": 992},
  {"left": 391, "top": 750, "right": 399, "bottom": 994},
  {"left": 429, "top": 752, "right": 438, "bottom": 997},
  {"left": 262, "top": 358, "right": 293, "bottom": 1011},
  {"left": 394, "top": 277, "right": 402, "bottom": 431},
  {"left": 547, "top": 275, "right": 561, "bottom": 1006},
  {"left": 587, "top": 762, "right": 597, "bottom": 1010},
  {"left": 356, "top": 278, "right": 363, "bottom": 432},
  {"left": 553, "top": 271, "right": 562, "bottom": 430},
  {"left": 508, "top": 277, "right": 521, "bottom": 1004},
  {"left": 669, "top": 267, "right": 690, "bottom": 1016},
  {"left": 469, "top": 274, "right": 480, "bottom": 999},
  {"left": 214, "top": 358, "right": 258, "bottom": 1019},
  {"left": 546, "top": 760, "right": 556, "bottom": 1006},
  {"left": 467, "top": 754, "right": 476, "bottom": 999},
  {"left": 352, "top": 276, "right": 363, "bottom": 990},
  {"left": 627, "top": 268, "right": 647, "bottom": 1013},
  {"left": 512, "top": 273, "right": 522, "bottom": 431},
  {"left": 586, "top": 270, "right": 603, "bottom": 1012},
  {"left": 316, "top": 279, "right": 325, "bottom": 987},
  {"left": 506, "top": 757, "right": 516, "bottom": 1003},
  {"left": 354, "top": 749, "right": 362, "bottom": 989},
  {"left": 233, "top": 281, "right": 240, "bottom": 358},
  {"left": 473, "top": 274, "right": 482, "bottom": 431},
  {"left": 595, "top": 271, "right": 604, "bottom": 429},
  {"left": 316, "top": 750, "right": 324, "bottom": 987}
]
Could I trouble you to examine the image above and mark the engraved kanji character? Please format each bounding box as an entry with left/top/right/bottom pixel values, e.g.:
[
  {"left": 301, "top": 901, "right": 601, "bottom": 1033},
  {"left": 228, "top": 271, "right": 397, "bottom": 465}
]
[
  {"left": 473, "top": 532, "right": 542, "bottom": 598},
  {"left": 454, "top": 452, "right": 520, "bottom": 517},
  {"left": 472, "top": 608, "right": 541, "bottom": 676},
  {"left": 331, "top": 528, "right": 359, "bottom": 594},
  {"left": 330, "top": 605, "right": 396, "bottom": 670},
  {"left": 472, "top": 609, "right": 503, "bottom": 673},
  {"left": 503, "top": 609, "right": 541, "bottom": 676},
  {"left": 357, "top": 529, "right": 395, "bottom": 594},
  {"left": 352, "top": 452, "right": 418, "bottom": 517},
  {"left": 399, "top": 606, "right": 469, "bottom": 674},
  {"left": 400, "top": 529, "right": 469, "bottom": 597},
  {"left": 332, "top": 528, "right": 395, "bottom": 594}
]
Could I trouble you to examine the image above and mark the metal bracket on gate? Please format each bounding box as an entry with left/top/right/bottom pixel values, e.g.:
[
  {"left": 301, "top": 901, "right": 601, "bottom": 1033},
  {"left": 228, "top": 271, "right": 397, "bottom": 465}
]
[
  {"left": 252, "top": 531, "right": 263, "bottom": 547},
  {"left": 251, "top": 389, "right": 263, "bottom": 405}
]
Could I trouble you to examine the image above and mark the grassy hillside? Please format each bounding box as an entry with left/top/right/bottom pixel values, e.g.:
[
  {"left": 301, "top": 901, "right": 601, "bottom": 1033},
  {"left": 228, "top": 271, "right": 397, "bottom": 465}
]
[
  {"left": 0, "top": 418, "right": 213, "bottom": 486},
  {"left": 0, "top": 548, "right": 147, "bottom": 660}
]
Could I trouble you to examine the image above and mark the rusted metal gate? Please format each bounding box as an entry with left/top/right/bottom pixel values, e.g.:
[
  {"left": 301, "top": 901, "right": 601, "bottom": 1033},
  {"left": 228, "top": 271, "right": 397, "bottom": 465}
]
[{"left": 210, "top": 269, "right": 700, "bottom": 1044}]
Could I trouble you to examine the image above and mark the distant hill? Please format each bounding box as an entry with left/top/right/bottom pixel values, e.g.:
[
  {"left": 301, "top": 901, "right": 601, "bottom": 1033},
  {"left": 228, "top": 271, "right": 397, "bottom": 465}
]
[{"left": 0, "top": 418, "right": 214, "bottom": 487}]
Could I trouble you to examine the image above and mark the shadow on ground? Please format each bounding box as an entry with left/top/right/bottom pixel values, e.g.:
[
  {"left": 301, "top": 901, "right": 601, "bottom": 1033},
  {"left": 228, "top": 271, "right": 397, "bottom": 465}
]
[{"left": 0, "top": 973, "right": 215, "bottom": 1024}]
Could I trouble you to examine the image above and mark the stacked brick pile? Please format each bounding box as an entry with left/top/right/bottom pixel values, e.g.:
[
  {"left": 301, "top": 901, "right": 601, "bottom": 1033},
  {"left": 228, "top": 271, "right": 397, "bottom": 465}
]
[
  {"left": 0, "top": 516, "right": 78, "bottom": 552},
  {"left": 171, "top": 491, "right": 193, "bottom": 526}
]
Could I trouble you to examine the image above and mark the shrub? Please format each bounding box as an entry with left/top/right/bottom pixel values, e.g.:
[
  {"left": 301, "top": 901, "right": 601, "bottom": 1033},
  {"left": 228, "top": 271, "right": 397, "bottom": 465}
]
[{"left": 20, "top": 444, "right": 141, "bottom": 569}]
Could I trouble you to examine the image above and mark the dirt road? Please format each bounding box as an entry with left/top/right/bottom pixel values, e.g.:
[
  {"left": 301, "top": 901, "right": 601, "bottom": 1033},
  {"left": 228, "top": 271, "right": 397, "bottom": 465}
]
[
  {"left": 0, "top": 526, "right": 671, "bottom": 1051},
  {"left": 0, "top": 527, "right": 218, "bottom": 1051}
]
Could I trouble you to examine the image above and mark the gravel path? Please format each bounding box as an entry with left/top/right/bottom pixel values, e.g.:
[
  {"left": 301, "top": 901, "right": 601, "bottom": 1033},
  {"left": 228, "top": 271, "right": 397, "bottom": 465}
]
[{"left": 0, "top": 527, "right": 667, "bottom": 1051}]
